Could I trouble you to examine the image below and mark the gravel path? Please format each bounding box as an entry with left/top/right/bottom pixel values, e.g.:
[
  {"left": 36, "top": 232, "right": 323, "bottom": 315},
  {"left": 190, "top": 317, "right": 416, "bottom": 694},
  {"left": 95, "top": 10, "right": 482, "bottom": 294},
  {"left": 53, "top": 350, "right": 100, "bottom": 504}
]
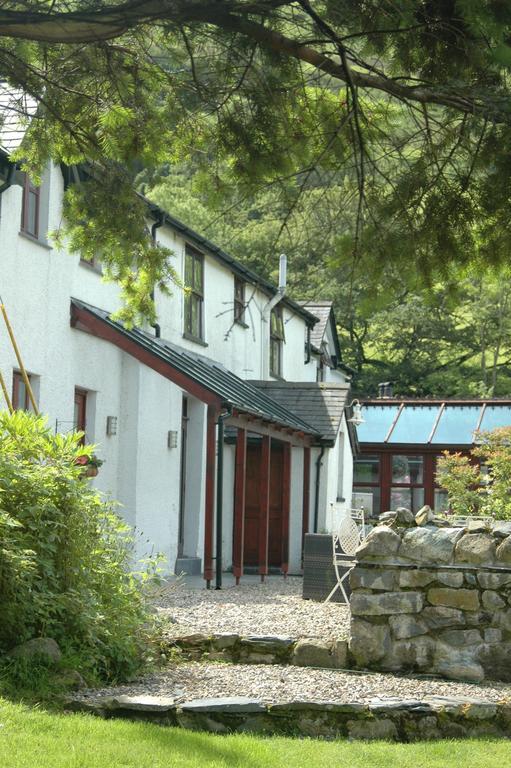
[
  {"left": 154, "top": 576, "right": 350, "bottom": 640},
  {"left": 77, "top": 662, "right": 511, "bottom": 705}
]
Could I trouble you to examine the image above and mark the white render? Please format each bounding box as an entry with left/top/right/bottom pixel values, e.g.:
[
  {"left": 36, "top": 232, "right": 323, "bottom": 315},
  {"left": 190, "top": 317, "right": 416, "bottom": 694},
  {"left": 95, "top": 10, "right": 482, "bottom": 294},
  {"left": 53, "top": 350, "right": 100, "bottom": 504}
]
[{"left": 0, "top": 158, "right": 354, "bottom": 575}]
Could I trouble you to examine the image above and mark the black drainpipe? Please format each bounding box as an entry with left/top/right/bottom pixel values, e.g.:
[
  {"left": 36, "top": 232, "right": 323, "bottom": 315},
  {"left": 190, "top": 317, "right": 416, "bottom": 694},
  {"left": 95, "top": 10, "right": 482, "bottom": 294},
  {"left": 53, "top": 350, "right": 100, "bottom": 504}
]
[
  {"left": 150, "top": 212, "right": 165, "bottom": 338},
  {"left": 215, "top": 403, "right": 233, "bottom": 590},
  {"left": 313, "top": 445, "right": 326, "bottom": 532},
  {"left": 305, "top": 324, "right": 312, "bottom": 364}
]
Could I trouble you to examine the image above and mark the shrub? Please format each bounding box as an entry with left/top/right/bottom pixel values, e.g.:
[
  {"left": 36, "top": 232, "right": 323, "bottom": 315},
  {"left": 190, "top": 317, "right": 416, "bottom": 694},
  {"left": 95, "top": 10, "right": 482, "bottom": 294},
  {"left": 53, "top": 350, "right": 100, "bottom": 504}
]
[
  {"left": 436, "top": 426, "right": 511, "bottom": 520},
  {"left": 0, "top": 411, "right": 159, "bottom": 681}
]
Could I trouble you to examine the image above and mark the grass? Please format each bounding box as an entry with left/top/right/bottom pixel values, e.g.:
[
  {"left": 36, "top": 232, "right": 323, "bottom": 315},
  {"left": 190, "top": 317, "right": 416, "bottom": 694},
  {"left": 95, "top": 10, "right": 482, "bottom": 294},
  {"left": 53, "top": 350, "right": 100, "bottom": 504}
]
[{"left": 1, "top": 698, "right": 511, "bottom": 768}]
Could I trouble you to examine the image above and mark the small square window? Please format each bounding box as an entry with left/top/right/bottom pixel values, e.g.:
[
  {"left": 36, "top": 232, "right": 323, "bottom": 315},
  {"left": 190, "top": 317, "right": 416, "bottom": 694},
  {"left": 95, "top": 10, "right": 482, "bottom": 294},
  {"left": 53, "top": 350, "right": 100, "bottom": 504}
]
[
  {"left": 12, "top": 371, "right": 36, "bottom": 412},
  {"left": 20, "top": 173, "right": 40, "bottom": 238},
  {"left": 270, "top": 306, "right": 285, "bottom": 377},
  {"left": 184, "top": 245, "right": 204, "bottom": 341}
]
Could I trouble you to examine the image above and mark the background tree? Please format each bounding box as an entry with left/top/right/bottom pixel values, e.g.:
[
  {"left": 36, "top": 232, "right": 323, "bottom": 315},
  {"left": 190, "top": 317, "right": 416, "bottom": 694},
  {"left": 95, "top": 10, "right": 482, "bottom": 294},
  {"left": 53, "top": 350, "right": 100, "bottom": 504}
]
[{"left": 2, "top": 2, "right": 511, "bottom": 324}]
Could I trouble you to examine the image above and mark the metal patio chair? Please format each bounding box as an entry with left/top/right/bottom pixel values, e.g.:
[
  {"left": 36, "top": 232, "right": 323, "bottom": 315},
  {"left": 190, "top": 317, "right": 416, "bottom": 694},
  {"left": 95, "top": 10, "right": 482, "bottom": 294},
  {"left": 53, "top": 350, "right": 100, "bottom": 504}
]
[{"left": 324, "top": 515, "right": 363, "bottom": 604}]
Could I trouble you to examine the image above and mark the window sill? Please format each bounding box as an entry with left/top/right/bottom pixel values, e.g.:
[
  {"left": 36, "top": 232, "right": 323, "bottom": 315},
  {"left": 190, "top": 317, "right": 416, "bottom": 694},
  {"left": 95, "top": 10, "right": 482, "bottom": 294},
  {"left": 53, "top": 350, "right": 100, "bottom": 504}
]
[
  {"left": 234, "top": 319, "right": 249, "bottom": 329},
  {"left": 336, "top": 497, "right": 346, "bottom": 503},
  {"left": 269, "top": 372, "right": 286, "bottom": 381},
  {"left": 183, "top": 332, "right": 208, "bottom": 348},
  {"left": 18, "top": 231, "right": 52, "bottom": 250}
]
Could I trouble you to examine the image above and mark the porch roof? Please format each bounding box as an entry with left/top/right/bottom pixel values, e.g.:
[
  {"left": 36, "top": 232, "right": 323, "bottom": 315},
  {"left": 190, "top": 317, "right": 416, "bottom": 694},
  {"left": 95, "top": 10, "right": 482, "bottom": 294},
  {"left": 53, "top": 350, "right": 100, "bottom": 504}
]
[
  {"left": 250, "top": 380, "right": 350, "bottom": 445},
  {"left": 71, "top": 299, "right": 319, "bottom": 438}
]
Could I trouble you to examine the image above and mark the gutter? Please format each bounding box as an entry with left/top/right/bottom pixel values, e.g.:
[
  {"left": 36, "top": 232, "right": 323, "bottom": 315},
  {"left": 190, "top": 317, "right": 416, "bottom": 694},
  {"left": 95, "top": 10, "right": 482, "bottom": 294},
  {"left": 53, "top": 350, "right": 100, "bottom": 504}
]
[
  {"left": 215, "top": 403, "right": 233, "bottom": 589},
  {"left": 150, "top": 211, "right": 165, "bottom": 338}
]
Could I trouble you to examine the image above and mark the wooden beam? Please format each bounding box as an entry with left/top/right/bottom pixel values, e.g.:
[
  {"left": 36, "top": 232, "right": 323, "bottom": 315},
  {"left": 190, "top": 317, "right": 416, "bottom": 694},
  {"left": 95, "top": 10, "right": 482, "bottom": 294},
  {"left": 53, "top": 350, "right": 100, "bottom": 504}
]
[
  {"left": 232, "top": 427, "right": 247, "bottom": 585},
  {"left": 203, "top": 404, "right": 218, "bottom": 584},
  {"left": 302, "top": 446, "right": 311, "bottom": 567},
  {"left": 281, "top": 442, "right": 291, "bottom": 576},
  {"left": 71, "top": 304, "right": 222, "bottom": 407},
  {"left": 258, "top": 435, "right": 271, "bottom": 582},
  {"left": 227, "top": 414, "right": 314, "bottom": 447}
]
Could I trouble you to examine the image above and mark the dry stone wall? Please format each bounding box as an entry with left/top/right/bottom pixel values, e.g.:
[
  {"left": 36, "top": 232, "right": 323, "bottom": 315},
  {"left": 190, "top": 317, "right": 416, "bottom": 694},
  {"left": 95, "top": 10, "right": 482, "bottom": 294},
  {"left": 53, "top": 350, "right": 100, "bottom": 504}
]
[{"left": 349, "top": 517, "right": 511, "bottom": 682}]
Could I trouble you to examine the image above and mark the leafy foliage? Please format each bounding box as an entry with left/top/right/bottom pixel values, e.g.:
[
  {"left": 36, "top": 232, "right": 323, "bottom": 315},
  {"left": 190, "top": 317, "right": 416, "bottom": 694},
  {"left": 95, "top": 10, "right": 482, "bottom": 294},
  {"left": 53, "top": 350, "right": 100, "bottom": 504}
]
[
  {"left": 0, "top": 411, "right": 158, "bottom": 681},
  {"left": 437, "top": 427, "right": 511, "bottom": 520}
]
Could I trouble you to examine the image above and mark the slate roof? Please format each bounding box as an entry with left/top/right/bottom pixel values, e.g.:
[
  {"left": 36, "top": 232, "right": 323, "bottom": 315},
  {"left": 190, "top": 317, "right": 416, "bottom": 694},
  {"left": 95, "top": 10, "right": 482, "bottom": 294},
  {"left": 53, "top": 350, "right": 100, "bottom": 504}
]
[
  {"left": 0, "top": 85, "right": 36, "bottom": 155},
  {"left": 249, "top": 380, "right": 351, "bottom": 445},
  {"left": 298, "top": 301, "right": 333, "bottom": 349},
  {"left": 71, "top": 299, "right": 319, "bottom": 437}
]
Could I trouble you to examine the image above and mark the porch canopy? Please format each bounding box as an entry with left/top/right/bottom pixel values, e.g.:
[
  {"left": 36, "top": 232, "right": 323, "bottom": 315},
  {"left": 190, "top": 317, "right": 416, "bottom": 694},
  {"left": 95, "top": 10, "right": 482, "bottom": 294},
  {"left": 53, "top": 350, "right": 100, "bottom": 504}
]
[{"left": 70, "top": 299, "right": 321, "bottom": 583}]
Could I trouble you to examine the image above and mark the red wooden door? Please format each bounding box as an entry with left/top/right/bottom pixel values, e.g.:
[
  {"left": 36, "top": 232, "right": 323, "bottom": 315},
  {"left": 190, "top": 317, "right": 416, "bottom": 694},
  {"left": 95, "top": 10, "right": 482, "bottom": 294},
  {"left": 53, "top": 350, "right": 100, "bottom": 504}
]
[{"left": 244, "top": 442, "right": 284, "bottom": 567}]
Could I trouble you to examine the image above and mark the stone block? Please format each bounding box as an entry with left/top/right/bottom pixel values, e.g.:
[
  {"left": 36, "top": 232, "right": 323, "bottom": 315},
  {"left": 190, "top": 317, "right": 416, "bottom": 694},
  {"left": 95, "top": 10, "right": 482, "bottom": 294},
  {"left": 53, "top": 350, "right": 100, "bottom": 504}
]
[
  {"left": 180, "top": 697, "right": 265, "bottom": 713},
  {"left": 438, "top": 629, "right": 482, "bottom": 647},
  {"left": 433, "top": 643, "right": 485, "bottom": 682},
  {"left": 496, "top": 536, "right": 511, "bottom": 564},
  {"left": 482, "top": 590, "right": 506, "bottom": 611},
  {"left": 8, "top": 637, "right": 62, "bottom": 664},
  {"left": 464, "top": 572, "right": 477, "bottom": 586},
  {"left": 478, "top": 643, "right": 511, "bottom": 681},
  {"left": 349, "top": 619, "right": 391, "bottom": 666},
  {"left": 493, "top": 523, "right": 511, "bottom": 539},
  {"left": 436, "top": 571, "right": 464, "bottom": 588},
  {"left": 389, "top": 614, "right": 428, "bottom": 640},
  {"left": 355, "top": 525, "right": 401, "bottom": 560},
  {"left": 415, "top": 505, "right": 435, "bottom": 526},
  {"left": 292, "top": 639, "right": 334, "bottom": 668},
  {"left": 351, "top": 591, "right": 423, "bottom": 616},
  {"left": 427, "top": 587, "right": 480, "bottom": 611},
  {"left": 331, "top": 639, "right": 348, "bottom": 668},
  {"left": 484, "top": 628, "right": 502, "bottom": 643},
  {"left": 350, "top": 567, "right": 396, "bottom": 591},
  {"left": 347, "top": 718, "right": 398, "bottom": 741},
  {"left": 495, "top": 610, "right": 511, "bottom": 631},
  {"left": 422, "top": 606, "right": 465, "bottom": 628},
  {"left": 107, "top": 695, "right": 176, "bottom": 712},
  {"left": 211, "top": 634, "right": 239, "bottom": 649},
  {"left": 399, "top": 570, "right": 435, "bottom": 588},
  {"left": 395, "top": 507, "right": 415, "bottom": 526},
  {"left": 477, "top": 571, "right": 511, "bottom": 589},
  {"left": 382, "top": 636, "right": 434, "bottom": 671},
  {"left": 400, "top": 527, "right": 463, "bottom": 564},
  {"left": 455, "top": 533, "right": 496, "bottom": 565}
]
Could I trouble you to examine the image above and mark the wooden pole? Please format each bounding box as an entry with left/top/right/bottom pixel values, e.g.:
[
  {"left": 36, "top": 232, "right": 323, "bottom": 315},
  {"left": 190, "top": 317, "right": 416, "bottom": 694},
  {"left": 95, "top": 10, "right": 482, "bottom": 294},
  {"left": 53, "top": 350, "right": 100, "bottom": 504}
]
[
  {"left": 258, "top": 435, "right": 271, "bottom": 582},
  {"left": 232, "top": 427, "right": 247, "bottom": 585},
  {"left": 0, "top": 370, "right": 13, "bottom": 412},
  {"left": 302, "top": 446, "right": 311, "bottom": 566},
  {"left": 281, "top": 442, "right": 291, "bottom": 577},
  {"left": 0, "top": 303, "right": 38, "bottom": 415}
]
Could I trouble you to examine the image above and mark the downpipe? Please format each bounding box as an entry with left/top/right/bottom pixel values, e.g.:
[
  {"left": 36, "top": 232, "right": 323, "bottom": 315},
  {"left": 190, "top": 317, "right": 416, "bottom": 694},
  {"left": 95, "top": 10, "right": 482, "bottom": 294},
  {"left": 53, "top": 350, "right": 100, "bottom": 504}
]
[
  {"left": 215, "top": 403, "right": 233, "bottom": 589},
  {"left": 313, "top": 445, "right": 326, "bottom": 532}
]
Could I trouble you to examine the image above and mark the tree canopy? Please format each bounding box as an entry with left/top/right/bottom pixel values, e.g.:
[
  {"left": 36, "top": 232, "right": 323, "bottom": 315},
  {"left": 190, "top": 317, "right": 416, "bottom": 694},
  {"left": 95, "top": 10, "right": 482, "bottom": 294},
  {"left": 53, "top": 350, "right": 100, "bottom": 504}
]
[{"left": 2, "top": 1, "right": 511, "bottom": 323}]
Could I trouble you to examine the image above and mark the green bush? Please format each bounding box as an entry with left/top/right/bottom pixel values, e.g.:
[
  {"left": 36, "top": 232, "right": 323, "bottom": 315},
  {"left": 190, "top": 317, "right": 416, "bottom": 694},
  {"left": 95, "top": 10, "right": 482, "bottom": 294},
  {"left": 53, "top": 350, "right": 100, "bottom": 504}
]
[
  {"left": 436, "top": 426, "right": 511, "bottom": 520},
  {"left": 0, "top": 410, "right": 158, "bottom": 681}
]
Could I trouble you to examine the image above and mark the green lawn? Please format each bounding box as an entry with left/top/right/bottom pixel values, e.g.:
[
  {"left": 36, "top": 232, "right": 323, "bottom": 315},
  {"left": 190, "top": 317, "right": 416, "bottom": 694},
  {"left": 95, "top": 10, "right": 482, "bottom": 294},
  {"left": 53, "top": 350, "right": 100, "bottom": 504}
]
[{"left": 1, "top": 699, "right": 510, "bottom": 768}]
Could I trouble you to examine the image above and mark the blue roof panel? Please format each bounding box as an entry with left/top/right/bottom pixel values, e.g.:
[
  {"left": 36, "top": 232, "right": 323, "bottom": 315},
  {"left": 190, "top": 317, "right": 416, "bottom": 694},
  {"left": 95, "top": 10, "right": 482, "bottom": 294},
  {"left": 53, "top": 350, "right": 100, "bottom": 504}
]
[
  {"left": 389, "top": 405, "right": 437, "bottom": 444},
  {"left": 430, "top": 405, "right": 482, "bottom": 445},
  {"left": 356, "top": 405, "right": 400, "bottom": 443},
  {"left": 479, "top": 405, "right": 511, "bottom": 433}
]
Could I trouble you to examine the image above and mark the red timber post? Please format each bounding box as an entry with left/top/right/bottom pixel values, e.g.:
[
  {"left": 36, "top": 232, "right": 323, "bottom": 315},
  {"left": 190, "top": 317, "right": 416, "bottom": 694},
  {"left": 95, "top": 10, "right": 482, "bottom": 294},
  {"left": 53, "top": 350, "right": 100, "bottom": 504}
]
[
  {"left": 203, "top": 404, "right": 218, "bottom": 586},
  {"left": 281, "top": 441, "right": 291, "bottom": 577},
  {"left": 258, "top": 435, "right": 271, "bottom": 582},
  {"left": 232, "top": 427, "right": 247, "bottom": 585},
  {"left": 301, "top": 446, "right": 311, "bottom": 566}
]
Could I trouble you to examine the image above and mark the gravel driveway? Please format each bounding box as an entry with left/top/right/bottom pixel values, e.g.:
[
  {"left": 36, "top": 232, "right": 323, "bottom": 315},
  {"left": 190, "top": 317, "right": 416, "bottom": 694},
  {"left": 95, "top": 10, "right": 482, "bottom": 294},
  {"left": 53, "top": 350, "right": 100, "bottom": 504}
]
[{"left": 153, "top": 576, "right": 350, "bottom": 640}]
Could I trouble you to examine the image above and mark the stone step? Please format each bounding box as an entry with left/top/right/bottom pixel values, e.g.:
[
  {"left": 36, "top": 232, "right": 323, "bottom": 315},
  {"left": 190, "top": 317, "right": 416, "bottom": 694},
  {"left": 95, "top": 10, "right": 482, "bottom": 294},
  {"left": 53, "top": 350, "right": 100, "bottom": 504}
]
[
  {"left": 163, "top": 632, "right": 349, "bottom": 669},
  {"left": 67, "top": 693, "right": 511, "bottom": 741}
]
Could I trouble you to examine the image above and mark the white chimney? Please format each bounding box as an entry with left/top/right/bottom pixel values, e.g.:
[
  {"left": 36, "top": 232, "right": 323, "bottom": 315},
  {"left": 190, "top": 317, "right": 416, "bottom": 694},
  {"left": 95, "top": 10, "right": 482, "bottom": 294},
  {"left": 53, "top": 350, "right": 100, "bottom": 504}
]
[{"left": 279, "top": 253, "right": 287, "bottom": 291}]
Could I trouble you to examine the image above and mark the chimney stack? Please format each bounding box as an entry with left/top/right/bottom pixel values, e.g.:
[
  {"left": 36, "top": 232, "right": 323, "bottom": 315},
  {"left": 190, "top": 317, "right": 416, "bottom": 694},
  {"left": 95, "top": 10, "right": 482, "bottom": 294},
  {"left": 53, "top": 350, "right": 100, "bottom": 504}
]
[{"left": 378, "top": 382, "right": 393, "bottom": 399}]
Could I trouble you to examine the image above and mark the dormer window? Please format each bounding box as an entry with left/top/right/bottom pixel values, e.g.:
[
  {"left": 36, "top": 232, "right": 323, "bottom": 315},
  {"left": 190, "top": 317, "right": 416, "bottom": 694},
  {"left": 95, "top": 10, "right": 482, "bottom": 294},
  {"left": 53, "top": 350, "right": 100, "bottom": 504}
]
[
  {"left": 270, "top": 306, "right": 285, "bottom": 377},
  {"left": 234, "top": 277, "right": 246, "bottom": 325},
  {"left": 184, "top": 244, "right": 204, "bottom": 341}
]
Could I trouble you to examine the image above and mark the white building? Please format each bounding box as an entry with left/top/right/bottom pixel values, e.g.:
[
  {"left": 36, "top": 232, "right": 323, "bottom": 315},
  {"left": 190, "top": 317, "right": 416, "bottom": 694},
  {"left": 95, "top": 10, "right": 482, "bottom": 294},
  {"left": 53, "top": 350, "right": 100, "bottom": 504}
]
[{"left": 0, "top": 93, "right": 356, "bottom": 582}]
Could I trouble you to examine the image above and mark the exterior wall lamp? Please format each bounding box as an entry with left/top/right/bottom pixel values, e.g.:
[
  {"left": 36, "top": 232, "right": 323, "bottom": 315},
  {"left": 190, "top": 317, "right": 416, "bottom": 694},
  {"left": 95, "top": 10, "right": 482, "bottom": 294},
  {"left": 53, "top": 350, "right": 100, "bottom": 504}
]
[
  {"left": 106, "top": 415, "right": 118, "bottom": 436},
  {"left": 167, "top": 430, "right": 178, "bottom": 449},
  {"left": 347, "top": 399, "right": 365, "bottom": 426}
]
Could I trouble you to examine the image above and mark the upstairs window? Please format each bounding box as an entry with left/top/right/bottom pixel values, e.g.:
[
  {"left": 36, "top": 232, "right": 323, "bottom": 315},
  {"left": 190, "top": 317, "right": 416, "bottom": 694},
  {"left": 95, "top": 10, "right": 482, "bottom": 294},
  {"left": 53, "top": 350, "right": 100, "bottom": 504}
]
[
  {"left": 184, "top": 245, "right": 204, "bottom": 341},
  {"left": 20, "top": 173, "right": 39, "bottom": 238},
  {"left": 234, "top": 277, "right": 246, "bottom": 325},
  {"left": 12, "top": 371, "right": 35, "bottom": 411},
  {"left": 270, "top": 306, "right": 285, "bottom": 377}
]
